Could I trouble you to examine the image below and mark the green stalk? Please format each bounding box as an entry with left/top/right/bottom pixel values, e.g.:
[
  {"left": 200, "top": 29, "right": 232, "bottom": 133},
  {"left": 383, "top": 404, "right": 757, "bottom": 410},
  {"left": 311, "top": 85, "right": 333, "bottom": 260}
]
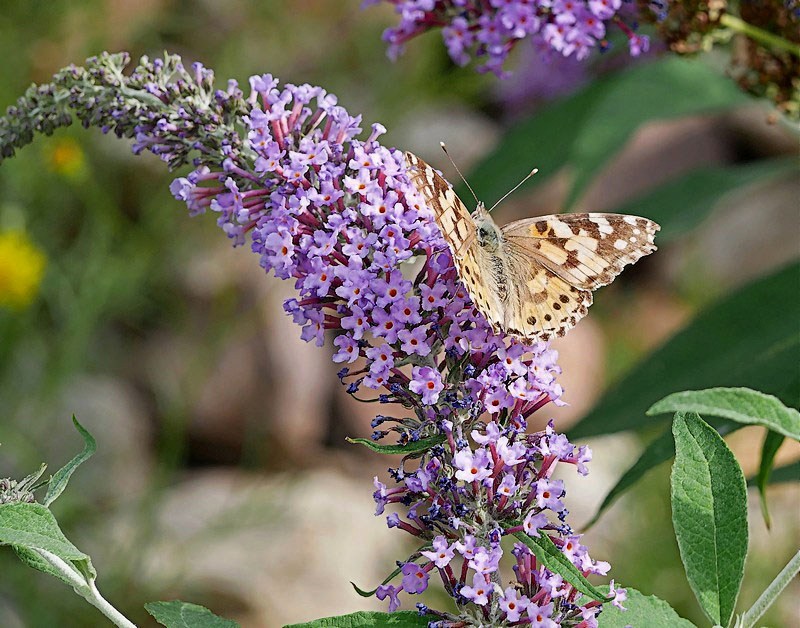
[
  {"left": 720, "top": 14, "right": 800, "bottom": 57},
  {"left": 741, "top": 550, "right": 800, "bottom": 628}
]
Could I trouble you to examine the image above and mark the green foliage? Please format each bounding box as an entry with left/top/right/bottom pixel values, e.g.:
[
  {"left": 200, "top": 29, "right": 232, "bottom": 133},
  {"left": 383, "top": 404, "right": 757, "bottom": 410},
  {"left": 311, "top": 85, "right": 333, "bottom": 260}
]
[
  {"left": 648, "top": 387, "right": 800, "bottom": 440},
  {"left": 671, "top": 412, "right": 748, "bottom": 627},
  {"left": 346, "top": 435, "right": 445, "bottom": 455},
  {"left": 756, "top": 430, "right": 785, "bottom": 528},
  {"left": 145, "top": 601, "right": 239, "bottom": 628},
  {"left": 43, "top": 416, "right": 96, "bottom": 507},
  {"left": 467, "top": 57, "right": 748, "bottom": 208},
  {"left": 570, "top": 262, "right": 800, "bottom": 439},
  {"left": 510, "top": 529, "right": 610, "bottom": 602},
  {"left": 611, "top": 159, "right": 797, "bottom": 243},
  {"left": 596, "top": 586, "right": 696, "bottom": 628},
  {"left": 284, "top": 611, "right": 435, "bottom": 628}
]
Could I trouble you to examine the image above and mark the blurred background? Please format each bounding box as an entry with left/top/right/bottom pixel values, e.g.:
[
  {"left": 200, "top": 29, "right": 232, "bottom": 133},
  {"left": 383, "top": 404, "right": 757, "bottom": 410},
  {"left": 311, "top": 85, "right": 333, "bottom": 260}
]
[{"left": 0, "top": 1, "right": 797, "bottom": 627}]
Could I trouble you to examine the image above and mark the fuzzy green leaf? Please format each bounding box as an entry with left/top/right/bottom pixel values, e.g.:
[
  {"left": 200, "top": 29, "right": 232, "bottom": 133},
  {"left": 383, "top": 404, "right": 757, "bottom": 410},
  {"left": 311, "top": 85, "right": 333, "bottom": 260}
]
[
  {"left": 44, "top": 415, "right": 97, "bottom": 507},
  {"left": 145, "top": 601, "right": 239, "bottom": 628},
  {"left": 648, "top": 387, "right": 800, "bottom": 440},
  {"left": 595, "top": 586, "right": 696, "bottom": 627},
  {"left": 511, "top": 530, "right": 609, "bottom": 602},
  {"left": 0, "top": 503, "right": 86, "bottom": 560},
  {"left": 671, "top": 412, "right": 748, "bottom": 626},
  {"left": 284, "top": 611, "right": 435, "bottom": 628},
  {"left": 346, "top": 435, "right": 445, "bottom": 455}
]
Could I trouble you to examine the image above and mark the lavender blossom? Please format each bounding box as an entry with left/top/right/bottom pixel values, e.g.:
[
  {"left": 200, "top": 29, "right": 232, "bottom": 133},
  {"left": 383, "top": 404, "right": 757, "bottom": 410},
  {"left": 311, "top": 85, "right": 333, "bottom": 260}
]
[
  {"left": 365, "top": 0, "right": 651, "bottom": 76},
  {"left": 0, "top": 52, "right": 624, "bottom": 626}
]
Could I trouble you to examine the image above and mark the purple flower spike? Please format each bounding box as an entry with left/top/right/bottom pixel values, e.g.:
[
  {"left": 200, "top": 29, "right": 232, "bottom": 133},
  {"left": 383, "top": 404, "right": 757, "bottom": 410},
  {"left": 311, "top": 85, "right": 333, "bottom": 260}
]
[{"left": 2, "top": 52, "right": 624, "bottom": 626}]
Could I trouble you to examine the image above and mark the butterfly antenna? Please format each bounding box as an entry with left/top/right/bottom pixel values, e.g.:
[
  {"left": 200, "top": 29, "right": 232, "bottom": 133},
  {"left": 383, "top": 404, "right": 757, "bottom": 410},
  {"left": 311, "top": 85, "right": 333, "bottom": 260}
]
[
  {"left": 440, "top": 142, "right": 481, "bottom": 206},
  {"left": 487, "top": 167, "right": 539, "bottom": 213}
]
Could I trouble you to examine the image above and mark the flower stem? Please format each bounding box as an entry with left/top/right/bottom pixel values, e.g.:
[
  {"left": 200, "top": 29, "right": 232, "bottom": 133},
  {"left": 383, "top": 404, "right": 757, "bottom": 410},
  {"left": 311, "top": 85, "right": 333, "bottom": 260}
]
[
  {"left": 741, "top": 550, "right": 800, "bottom": 628},
  {"left": 33, "top": 548, "right": 137, "bottom": 628},
  {"left": 719, "top": 14, "right": 800, "bottom": 57}
]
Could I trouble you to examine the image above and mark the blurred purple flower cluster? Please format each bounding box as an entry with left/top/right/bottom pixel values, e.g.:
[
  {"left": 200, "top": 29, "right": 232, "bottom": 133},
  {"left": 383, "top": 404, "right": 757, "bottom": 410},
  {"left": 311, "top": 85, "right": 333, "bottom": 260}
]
[
  {"left": 365, "top": 0, "right": 650, "bottom": 75},
  {"left": 1, "top": 52, "right": 625, "bottom": 625}
]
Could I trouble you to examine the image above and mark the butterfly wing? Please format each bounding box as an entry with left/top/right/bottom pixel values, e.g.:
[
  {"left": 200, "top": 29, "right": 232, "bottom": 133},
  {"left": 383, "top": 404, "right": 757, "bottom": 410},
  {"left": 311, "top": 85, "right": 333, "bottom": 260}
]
[
  {"left": 501, "top": 213, "right": 660, "bottom": 290},
  {"left": 499, "top": 213, "right": 659, "bottom": 341},
  {"left": 404, "top": 151, "right": 504, "bottom": 329}
]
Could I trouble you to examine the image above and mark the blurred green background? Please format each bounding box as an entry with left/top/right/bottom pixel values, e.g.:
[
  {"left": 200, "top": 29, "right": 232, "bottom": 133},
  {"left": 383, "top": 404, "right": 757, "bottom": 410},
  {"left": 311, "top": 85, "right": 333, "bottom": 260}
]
[{"left": 0, "top": 2, "right": 798, "bottom": 627}]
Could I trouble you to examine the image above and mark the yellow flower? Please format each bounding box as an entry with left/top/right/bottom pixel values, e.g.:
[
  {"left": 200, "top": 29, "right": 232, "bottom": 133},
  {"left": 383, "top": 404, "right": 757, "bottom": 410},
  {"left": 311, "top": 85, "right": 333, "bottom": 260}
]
[
  {"left": 0, "top": 230, "right": 46, "bottom": 309},
  {"left": 46, "top": 137, "right": 86, "bottom": 179}
]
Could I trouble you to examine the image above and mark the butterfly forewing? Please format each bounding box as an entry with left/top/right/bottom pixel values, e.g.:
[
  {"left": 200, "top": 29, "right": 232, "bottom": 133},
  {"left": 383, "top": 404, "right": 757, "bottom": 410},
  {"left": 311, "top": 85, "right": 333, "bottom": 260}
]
[
  {"left": 404, "top": 152, "right": 505, "bottom": 327},
  {"left": 501, "top": 213, "right": 659, "bottom": 290}
]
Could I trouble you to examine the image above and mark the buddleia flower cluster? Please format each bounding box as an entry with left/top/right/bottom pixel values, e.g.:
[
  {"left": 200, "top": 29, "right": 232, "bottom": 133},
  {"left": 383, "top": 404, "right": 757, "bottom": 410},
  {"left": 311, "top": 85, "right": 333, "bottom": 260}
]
[
  {"left": 0, "top": 52, "right": 625, "bottom": 625},
  {"left": 364, "top": 0, "right": 651, "bottom": 76}
]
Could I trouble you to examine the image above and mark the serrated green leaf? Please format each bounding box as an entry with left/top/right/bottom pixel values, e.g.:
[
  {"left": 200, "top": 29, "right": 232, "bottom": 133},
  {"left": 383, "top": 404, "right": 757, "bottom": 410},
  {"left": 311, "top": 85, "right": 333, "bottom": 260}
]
[
  {"left": 510, "top": 530, "right": 609, "bottom": 602},
  {"left": 671, "top": 412, "right": 748, "bottom": 627},
  {"left": 756, "top": 431, "right": 784, "bottom": 529},
  {"left": 595, "top": 586, "right": 696, "bottom": 627},
  {"left": 284, "top": 611, "right": 435, "bottom": 628},
  {"left": 346, "top": 435, "right": 445, "bottom": 455},
  {"left": 648, "top": 387, "right": 800, "bottom": 440},
  {"left": 565, "top": 57, "right": 747, "bottom": 207},
  {"left": 570, "top": 262, "right": 800, "bottom": 440},
  {"left": 0, "top": 503, "right": 86, "bottom": 560},
  {"left": 611, "top": 159, "right": 797, "bottom": 243},
  {"left": 145, "top": 601, "right": 239, "bottom": 628},
  {"left": 44, "top": 415, "right": 97, "bottom": 507}
]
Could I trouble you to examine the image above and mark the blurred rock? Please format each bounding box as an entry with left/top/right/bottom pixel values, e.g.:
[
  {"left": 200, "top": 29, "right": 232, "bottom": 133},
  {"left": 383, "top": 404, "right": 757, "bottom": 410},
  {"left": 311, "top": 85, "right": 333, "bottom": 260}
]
[
  {"left": 56, "top": 375, "right": 154, "bottom": 504},
  {"left": 133, "top": 469, "right": 396, "bottom": 627}
]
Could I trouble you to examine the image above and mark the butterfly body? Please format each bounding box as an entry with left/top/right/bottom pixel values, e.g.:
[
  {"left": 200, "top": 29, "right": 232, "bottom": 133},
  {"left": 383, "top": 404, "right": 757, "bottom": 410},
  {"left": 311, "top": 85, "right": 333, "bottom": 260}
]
[{"left": 404, "top": 151, "right": 660, "bottom": 342}]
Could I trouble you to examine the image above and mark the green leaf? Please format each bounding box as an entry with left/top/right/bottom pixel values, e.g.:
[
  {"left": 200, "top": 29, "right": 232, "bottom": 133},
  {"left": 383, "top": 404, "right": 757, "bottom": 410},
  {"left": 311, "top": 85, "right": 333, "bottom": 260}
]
[
  {"left": 13, "top": 545, "right": 75, "bottom": 586},
  {"left": 351, "top": 564, "right": 402, "bottom": 598},
  {"left": 0, "top": 503, "right": 86, "bottom": 560},
  {"left": 611, "top": 159, "right": 797, "bottom": 243},
  {"left": 748, "top": 460, "right": 800, "bottom": 486},
  {"left": 648, "top": 387, "right": 800, "bottom": 440},
  {"left": 569, "top": 262, "right": 800, "bottom": 440},
  {"left": 565, "top": 57, "right": 748, "bottom": 207},
  {"left": 510, "top": 530, "right": 609, "bottom": 602},
  {"left": 345, "top": 435, "right": 445, "bottom": 455},
  {"left": 145, "top": 601, "right": 239, "bottom": 628},
  {"left": 44, "top": 415, "right": 97, "bottom": 507},
  {"left": 595, "top": 586, "right": 696, "bottom": 627},
  {"left": 756, "top": 431, "right": 785, "bottom": 529},
  {"left": 283, "top": 611, "right": 435, "bottom": 628},
  {"left": 671, "top": 412, "right": 748, "bottom": 627}
]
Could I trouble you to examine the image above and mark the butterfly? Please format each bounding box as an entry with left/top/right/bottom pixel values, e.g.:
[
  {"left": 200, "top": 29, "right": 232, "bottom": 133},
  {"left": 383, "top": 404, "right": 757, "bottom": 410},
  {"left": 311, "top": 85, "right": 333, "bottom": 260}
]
[{"left": 404, "top": 151, "right": 660, "bottom": 342}]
